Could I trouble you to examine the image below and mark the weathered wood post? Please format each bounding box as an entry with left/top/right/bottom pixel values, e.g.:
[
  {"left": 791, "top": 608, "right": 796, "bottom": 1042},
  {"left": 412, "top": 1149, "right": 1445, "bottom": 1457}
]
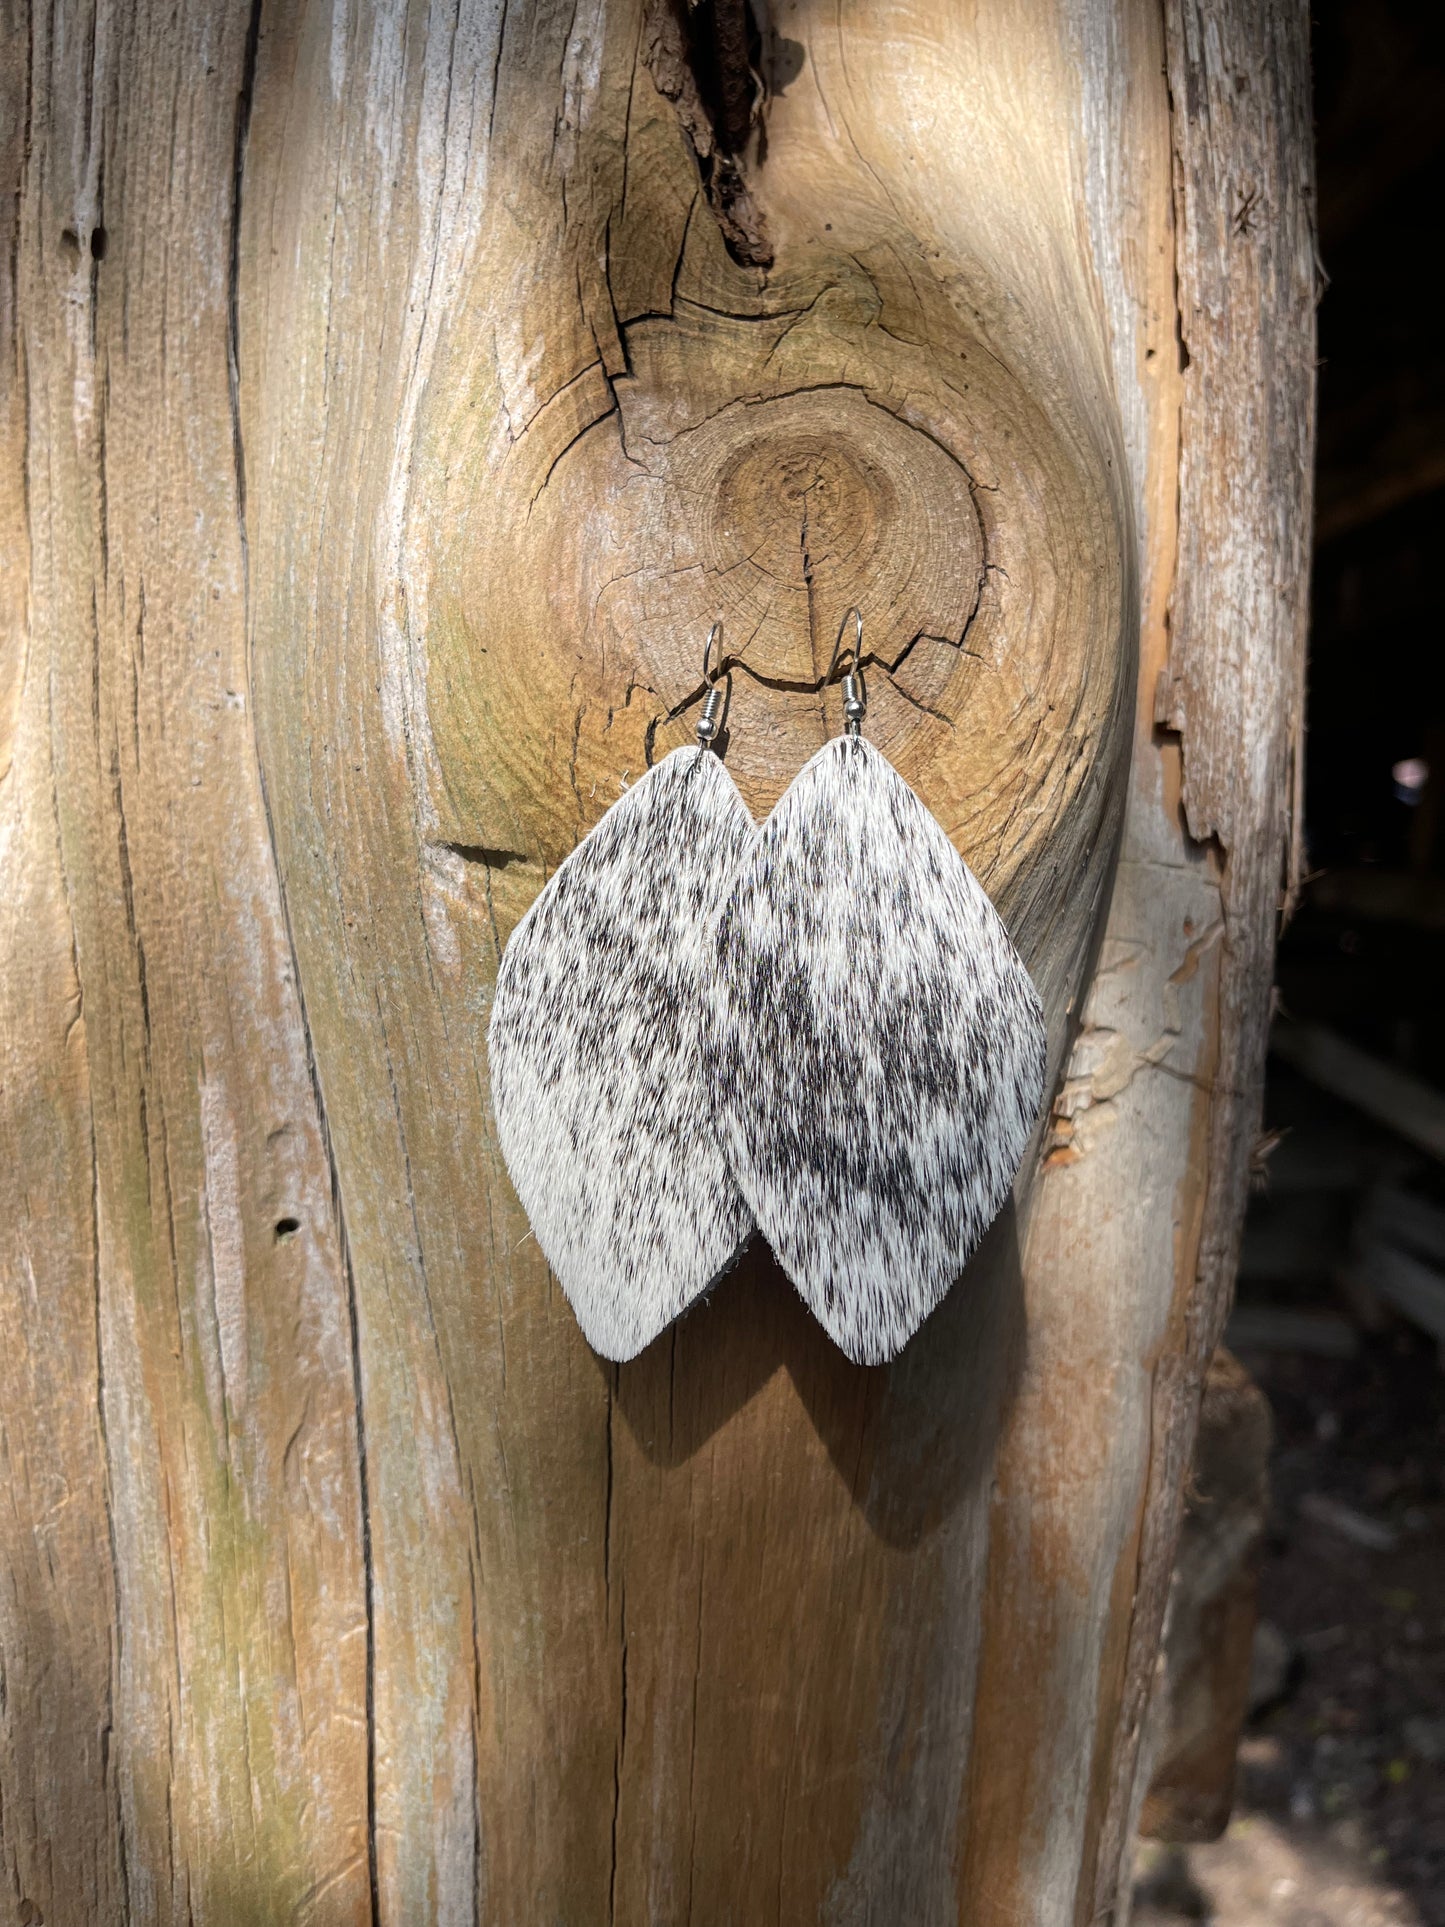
[{"left": 0, "top": 1, "right": 1313, "bottom": 1919}]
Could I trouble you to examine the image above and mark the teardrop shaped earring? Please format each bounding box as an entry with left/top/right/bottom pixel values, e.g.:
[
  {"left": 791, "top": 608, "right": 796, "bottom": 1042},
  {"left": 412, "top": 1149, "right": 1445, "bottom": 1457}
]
[
  {"left": 713, "top": 609, "right": 1047, "bottom": 1365},
  {"left": 489, "top": 624, "right": 757, "bottom": 1361}
]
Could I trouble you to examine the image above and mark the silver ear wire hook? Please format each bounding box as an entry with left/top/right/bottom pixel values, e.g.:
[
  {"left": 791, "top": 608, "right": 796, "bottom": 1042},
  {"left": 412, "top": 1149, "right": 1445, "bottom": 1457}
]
[
  {"left": 696, "top": 621, "right": 727, "bottom": 749},
  {"left": 828, "top": 607, "right": 867, "bottom": 738}
]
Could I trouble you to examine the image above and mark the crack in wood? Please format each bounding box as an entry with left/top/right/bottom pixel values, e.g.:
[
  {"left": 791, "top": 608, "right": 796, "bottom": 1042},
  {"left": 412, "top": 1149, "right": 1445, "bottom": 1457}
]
[{"left": 642, "top": 0, "right": 772, "bottom": 268}]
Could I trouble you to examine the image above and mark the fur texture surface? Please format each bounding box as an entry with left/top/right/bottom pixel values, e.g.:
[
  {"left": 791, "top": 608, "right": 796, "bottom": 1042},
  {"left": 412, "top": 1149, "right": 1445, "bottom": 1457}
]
[
  {"left": 714, "top": 735, "right": 1046, "bottom": 1364},
  {"left": 489, "top": 747, "right": 757, "bottom": 1360}
]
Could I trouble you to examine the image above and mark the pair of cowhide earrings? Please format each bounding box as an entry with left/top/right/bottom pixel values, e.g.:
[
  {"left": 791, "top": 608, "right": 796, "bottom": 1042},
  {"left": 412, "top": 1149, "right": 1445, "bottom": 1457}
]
[{"left": 488, "top": 612, "right": 1047, "bottom": 1366}]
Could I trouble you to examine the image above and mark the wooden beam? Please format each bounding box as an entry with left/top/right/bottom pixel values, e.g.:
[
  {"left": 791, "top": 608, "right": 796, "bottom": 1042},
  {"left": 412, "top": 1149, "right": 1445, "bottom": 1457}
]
[{"left": 1272, "top": 1023, "right": 1445, "bottom": 1163}]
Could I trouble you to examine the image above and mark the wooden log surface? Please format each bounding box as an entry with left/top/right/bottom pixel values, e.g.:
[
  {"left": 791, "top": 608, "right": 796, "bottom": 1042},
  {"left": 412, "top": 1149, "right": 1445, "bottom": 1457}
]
[
  {"left": 1141, "top": 1349, "right": 1272, "bottom": 1845},
  {"left": 0, "top": 1, "right": 1314, "bottom": 1922}
]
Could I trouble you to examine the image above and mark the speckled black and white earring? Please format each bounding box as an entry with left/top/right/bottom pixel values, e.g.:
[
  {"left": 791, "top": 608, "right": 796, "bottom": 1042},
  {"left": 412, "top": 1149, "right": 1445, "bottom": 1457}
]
[
  {"left": 489, "top": 626, "right": 756, "bottom": 1362},
  {"left": 713, "top": 609, "right": 1047, "bottom": 1365}
]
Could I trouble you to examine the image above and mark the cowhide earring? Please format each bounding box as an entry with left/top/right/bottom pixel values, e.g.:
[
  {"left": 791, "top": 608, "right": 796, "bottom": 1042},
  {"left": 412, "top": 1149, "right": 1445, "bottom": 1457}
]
[
  {"left": 713, "top": 608, "right": 1047, "bottom": 1365},
  {"left": 489, "top": 625, "right": 756, "bottom": 1361}
]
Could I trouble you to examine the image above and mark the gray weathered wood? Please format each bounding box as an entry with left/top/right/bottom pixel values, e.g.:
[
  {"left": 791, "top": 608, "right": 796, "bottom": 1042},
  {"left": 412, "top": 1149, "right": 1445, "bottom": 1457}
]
[{"left": 0, "top": 1, "right": 1314, "bottom": 1919}]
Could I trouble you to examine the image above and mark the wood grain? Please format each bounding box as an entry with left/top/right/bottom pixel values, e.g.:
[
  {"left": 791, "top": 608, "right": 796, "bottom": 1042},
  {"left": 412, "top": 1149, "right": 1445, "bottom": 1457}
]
[
  {"left": 2, "top": 2, "right": 369, "bottom": 1918},
  {"left": 0, "top": 0, "right": 1313, "bottom": 1920}
]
